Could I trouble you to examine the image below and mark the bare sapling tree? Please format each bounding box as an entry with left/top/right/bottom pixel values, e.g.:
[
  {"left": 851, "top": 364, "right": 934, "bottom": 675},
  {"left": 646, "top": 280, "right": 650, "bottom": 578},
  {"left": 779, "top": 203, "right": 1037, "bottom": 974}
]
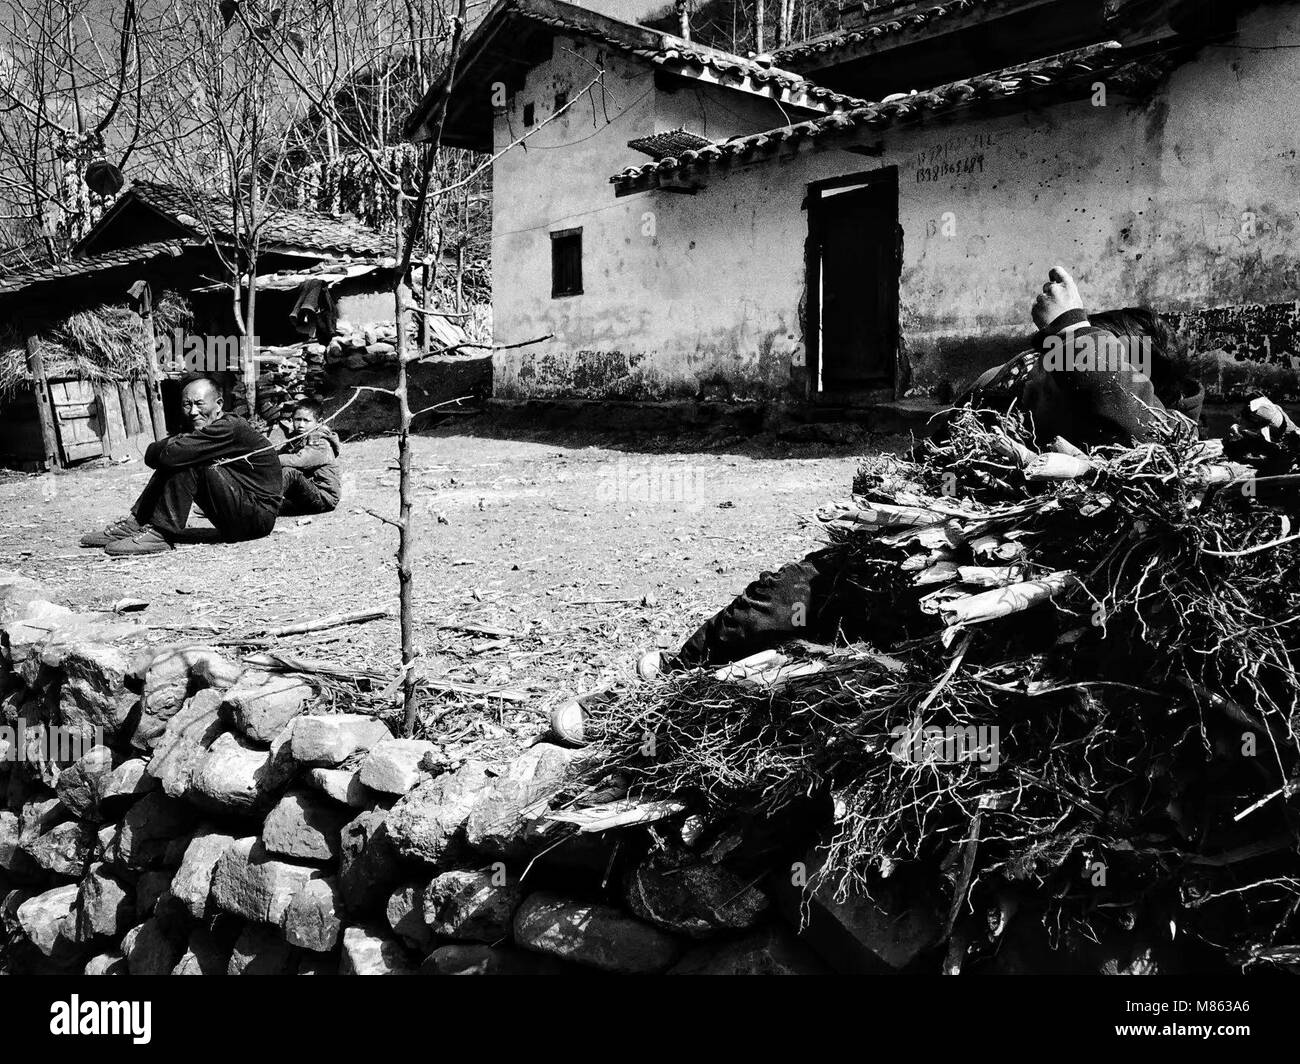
[
  {"left": 233, "top": 0, "right": 608, "bottom": 733},
  {"left": 0, "top": 0, "right": 157, "bottom": 264},
  {"left": 142, "top": 0, "right": 309, "bottom": 413}
]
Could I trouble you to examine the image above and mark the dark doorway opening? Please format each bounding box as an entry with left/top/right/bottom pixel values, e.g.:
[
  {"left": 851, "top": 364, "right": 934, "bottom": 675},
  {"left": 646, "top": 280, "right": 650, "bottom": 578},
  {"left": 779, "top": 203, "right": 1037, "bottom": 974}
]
[{"left": 806, "top": 167, "right": 901, "bottom": 400}]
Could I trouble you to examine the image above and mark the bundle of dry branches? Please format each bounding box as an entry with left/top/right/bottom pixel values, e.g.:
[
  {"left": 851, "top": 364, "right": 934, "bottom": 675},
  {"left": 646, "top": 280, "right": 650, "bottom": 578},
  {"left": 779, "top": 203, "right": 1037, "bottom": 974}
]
[{"left": 578, "top": 407, "right": 1300, "bottom": 972}]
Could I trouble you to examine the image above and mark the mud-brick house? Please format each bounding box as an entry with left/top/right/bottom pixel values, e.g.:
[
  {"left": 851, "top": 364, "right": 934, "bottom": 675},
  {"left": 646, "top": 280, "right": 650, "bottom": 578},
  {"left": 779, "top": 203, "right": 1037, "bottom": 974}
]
[
  {"left": 0, "top": 181, "right": 398, "bottom": 470},
  {"left": 406, "top": 0, "right": 1300, "bottom": 409}
]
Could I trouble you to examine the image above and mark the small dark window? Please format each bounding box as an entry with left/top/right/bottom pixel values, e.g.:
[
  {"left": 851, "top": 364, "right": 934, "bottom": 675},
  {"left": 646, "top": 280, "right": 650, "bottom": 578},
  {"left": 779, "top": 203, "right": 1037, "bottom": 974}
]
[
  {"left": 523, "top": 101, "right": 535, "bottom": 126},
  {"left": 551, "top": 228, "right": 582, "bottom": 297},
  {"left": 554, "top": 91, "right": 568, "bottom": 110}
]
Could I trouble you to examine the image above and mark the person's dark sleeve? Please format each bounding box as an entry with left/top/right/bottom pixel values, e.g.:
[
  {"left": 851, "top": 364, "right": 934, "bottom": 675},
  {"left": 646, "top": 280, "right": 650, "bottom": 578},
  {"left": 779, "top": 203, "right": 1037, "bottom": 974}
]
[
  {"left": 145, "top": 418, "right": 252, "bottom": 470},
  {"left": 278, "top": 437, "right": 332, "bottom": 471}
]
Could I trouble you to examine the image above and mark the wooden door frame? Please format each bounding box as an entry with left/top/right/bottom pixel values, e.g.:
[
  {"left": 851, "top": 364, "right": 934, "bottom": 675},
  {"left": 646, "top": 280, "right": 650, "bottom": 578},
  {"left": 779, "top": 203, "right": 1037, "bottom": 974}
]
[{"left": 803, "top": 166, "right": 902, "bottom": 403}]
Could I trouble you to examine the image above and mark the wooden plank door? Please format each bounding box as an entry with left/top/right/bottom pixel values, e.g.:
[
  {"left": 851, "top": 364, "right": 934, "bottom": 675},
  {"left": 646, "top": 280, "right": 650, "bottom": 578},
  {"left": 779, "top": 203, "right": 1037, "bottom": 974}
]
[
  {"left": 50, "top": 379, "right": 105, "bottom": 463},
  {"left": 810, "top": 169, "right": 900, "bottom": 395}
]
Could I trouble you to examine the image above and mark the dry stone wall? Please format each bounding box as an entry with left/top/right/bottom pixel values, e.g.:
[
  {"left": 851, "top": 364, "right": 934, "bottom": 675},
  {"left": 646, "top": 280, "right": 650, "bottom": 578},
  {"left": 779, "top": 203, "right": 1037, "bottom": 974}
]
[{"left": 0, "top": 570, "right": 845, "bottom": 975}]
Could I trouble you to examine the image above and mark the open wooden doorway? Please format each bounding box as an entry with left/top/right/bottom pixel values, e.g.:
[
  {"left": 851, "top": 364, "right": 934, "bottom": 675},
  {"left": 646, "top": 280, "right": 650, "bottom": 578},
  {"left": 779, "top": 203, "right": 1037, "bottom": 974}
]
[{"left": 806, "top": 167, "right": 901, "bottom": 401}]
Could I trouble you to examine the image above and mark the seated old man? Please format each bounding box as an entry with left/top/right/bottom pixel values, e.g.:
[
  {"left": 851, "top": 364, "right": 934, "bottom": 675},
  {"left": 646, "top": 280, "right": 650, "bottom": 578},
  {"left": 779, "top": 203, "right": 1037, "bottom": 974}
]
[{"left": 81, "top": 377, "right": 283, "bottom": 556}]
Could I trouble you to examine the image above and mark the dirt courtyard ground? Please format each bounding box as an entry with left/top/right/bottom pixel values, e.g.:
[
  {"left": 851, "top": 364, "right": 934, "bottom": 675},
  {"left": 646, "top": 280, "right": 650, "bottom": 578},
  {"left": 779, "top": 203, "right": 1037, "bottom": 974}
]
[{"left": 0, "top": 416, "right": 900, "bottom": 753}]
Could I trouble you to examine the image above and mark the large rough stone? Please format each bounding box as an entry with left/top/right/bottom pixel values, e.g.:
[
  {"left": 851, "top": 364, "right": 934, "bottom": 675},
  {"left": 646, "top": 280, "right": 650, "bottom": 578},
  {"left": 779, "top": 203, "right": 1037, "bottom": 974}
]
[
  {"left": 85, "top": 951, "right": 128, "bottom": 975},
  {"left": 228, "top": 923, "right": 296, "bottom": 974},
  {"left": 423, "top": 869, "right": 523, "bottom": 943},
  {"left": 0, "top": 810, "right": 24, "bottom": 872},
  {"left": 0, "top": 571, "right": 52, "bottom": 619},
  {"left": 222, "top": 672, "right": 313, "bottom": 744},
  {"left": 420, "top": 944, "right": 572, "bottom": 975},
  {"left": 188, "top": 731, "right": 293, "bottom": 813},
  {"left": 98, "top": 758, "right": 155, "bottom": 811},
  {"left": 3, "top": 601, "right": 77, "bottom": 684},
  {"left": 262, "top": 789, "right": 350, "bottom": 863},
  {"left": 76, "top": 867, "right": 135, "bottom": 940},
  {"left": 25, "top": 821, "right": 94, "bottom": 876},
  {"left": 56, "top": 642, "right": 140, "bottom": 744},
  {"left": 772, "top": 854, "right": 943, "bottom": 973},
  {"left": 513, "top": 892, "right": 683, "bottom": 973},
  {"left": 115, "top": 791, "right": 194, "bottom": 869},
  {"left": 210, "top": 837, "right": 316, "bottom": 925},
  {"left": 625, "top": 850, "right": 769, "bottom": 938},
  {"left": 18, "top": 797, "right": 66, "bottom": 848},
  {"left": 668, "top": 925, "right": 831, "bottom": 975},
  {"left": 290, "top": 714, "right": 391, "bottom": 767},
  {"left": 170, "top": 830, "right": 239, "bottom": 920},
  {"left": 283, "top": 876, "right": 343, "bottom": 952},
  {"left": 147, "top": 690, "right": 224, "bottom": 799},
  {"left": 17, "top": 883, "right": 79, "bottom": 959},
  {"left": 464, "top": 744, "right": 582, "bottom": 858},
  {"left": 55, "top": 745, "right": 115, "bottom": 820},
  {"left": 172, "top": 927, "right": 229, "bottom": 975},
  {"left": 357, "top": 738, "right": 436, "bottom": 795},
  {"left": 122, "top": 916, "right": 184, "bottom": 975},
  {"left": 338, "top": 810, "right": 405, "bottom": 914},
  {"left": 136, "top": 646, "right": 242, "bottom": 749},
  {"left": 305, "top": 767, "right": 382, "bottom": 808},
  {"left": 134, "top": 869, "right": 172, "bottom": 918},
  {"left": 386, "top": 760, "right": 491, "bottom": 864},
  {"left": 339, "top": 924, "right": 415, "bottom": 975},
  {"left": 385, "top": 884, "right": 433, "bottom": 951}
]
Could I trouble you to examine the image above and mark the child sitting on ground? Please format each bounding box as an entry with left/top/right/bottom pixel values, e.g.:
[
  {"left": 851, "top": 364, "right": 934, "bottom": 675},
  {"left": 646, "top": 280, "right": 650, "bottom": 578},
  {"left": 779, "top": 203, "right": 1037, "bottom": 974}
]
[{"left": 276, "top": 399, "right": 343, "bottom": 515}]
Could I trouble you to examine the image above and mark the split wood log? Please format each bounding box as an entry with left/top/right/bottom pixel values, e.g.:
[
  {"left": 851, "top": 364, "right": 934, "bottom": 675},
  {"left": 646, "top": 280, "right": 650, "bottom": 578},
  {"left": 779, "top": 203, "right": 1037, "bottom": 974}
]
[
  {"left": 818, "top": 501, "right": 947, "bottom": 528},
  {"left": 1049, "top": 436, "right": 1087, "bottom": 458},
  {"left": 1025, "top": 452, "right": 1095, "bottom": 481},
  {"left": 936, "top": 570, "right": 1076, "bottom": 626},
  {"left": 913, "top": 561, "right": 960, "bottom": 587},
  {"left": 901, "top": 548, "right": 956, "bottom": 573},
  {"left": 956, "top": 565, "right": 1025, "bottom": 587},
  {"left": 988, "top": 434, "right": 1036, "bottom": 467},
  {"left": 545, "top": 798, "right": 689, "bottom": 833}
]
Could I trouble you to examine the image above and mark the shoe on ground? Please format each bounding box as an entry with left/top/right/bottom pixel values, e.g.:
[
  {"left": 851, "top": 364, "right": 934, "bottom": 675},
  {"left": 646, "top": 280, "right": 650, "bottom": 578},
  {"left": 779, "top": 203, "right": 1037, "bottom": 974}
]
[
  {"left": 103, "top": 525, "right": 174, "bottom": 557},
  {"left": 80, "top": 516, "right": 142, "bottom": 548}
]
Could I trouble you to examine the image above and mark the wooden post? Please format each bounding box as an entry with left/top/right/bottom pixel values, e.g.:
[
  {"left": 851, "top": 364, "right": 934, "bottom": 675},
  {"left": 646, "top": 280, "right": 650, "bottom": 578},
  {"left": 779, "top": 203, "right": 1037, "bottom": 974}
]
[
  {"left": 24, "top": 327, "right": 61, "bottom": 470},
  {"left": 135, "top": 281, "right": 168, "bottom": 440}
]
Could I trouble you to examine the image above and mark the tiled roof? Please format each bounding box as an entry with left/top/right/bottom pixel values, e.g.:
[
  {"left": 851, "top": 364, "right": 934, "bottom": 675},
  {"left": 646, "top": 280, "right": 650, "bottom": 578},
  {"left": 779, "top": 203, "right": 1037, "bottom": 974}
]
[
  {"left": 774, "top": 0, "right": 989, "bottom": 64},
  {"left": 404, "top": 0, "right": 867, "bottom": 143},
  {"left": 647, "top": 41, "right": 867, "bottom": 108},
  {"left": 627, "top": 129, "right": 714, "bottom": 159},
  {"left": 92, "top": 181, "right": 393, "bottom": 260},
  {"left": 0, "top": 241, "right": 183, "bottom": 297},
  {"left": 612, "top": 42, "right": 1179, "bottom": 191}
]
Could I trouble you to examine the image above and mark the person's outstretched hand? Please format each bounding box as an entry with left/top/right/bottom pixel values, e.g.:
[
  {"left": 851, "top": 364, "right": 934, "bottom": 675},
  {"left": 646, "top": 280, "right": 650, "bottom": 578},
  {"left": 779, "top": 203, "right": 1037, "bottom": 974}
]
[{"left": 1032, "top": 266, "right": 1085, "bottom": 331}]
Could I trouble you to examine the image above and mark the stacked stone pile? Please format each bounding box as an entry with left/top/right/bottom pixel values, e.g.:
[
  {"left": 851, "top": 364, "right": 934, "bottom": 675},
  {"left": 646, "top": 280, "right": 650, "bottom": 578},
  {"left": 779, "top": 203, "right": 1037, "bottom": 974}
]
[
  {"left": 0, "top": 570, "right": 856, "bottom": 976},
  {"left": 233, "top": 318, "right": 472, "bottom": 424}
]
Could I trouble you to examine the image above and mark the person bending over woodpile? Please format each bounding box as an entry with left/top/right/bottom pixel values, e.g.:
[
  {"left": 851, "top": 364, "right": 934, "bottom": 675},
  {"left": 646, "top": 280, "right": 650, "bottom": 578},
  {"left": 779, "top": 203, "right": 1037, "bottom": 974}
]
[
  {"left": 275, "top": 399, "right": 343, "bottom": 517},
  {"left": 81, "top": 377, "right": 283, "bottom": 556},
  {"left": 551, "top": 266, "right": 1208, "bottom": 741}
]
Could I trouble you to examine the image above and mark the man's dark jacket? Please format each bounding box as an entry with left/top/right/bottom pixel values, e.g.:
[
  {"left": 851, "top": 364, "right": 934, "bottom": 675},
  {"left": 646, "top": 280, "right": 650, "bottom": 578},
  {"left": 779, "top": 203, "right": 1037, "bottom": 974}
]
[{"left": 145, "top": 414, "right": 283, "bottom": 509}]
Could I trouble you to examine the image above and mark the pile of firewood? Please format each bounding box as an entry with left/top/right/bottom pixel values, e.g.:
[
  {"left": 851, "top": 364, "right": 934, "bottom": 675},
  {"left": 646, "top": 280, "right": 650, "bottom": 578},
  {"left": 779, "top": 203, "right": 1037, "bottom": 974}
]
[{"left": 575, "top": 403, "right": 1300, "bottom": 973}]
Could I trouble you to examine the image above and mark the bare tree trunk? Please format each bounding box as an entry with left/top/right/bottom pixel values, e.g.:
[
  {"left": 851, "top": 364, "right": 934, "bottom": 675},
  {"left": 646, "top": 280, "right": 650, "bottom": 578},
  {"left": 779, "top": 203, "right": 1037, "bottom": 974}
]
[
  {"left": 245, "top": 243, "right": 258, "bottom": 413},
  {"left": 778, "top": 0, "right": 793, "bottom": 46},
  {"left": 394, "top": 190, "right": 417, "bottom": 735},
  {"left": 676, "top": 0, "right": 690, "bottom": 40},
  {"left": 755, "top": 0, "right": 766, "bottom": 53}
]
